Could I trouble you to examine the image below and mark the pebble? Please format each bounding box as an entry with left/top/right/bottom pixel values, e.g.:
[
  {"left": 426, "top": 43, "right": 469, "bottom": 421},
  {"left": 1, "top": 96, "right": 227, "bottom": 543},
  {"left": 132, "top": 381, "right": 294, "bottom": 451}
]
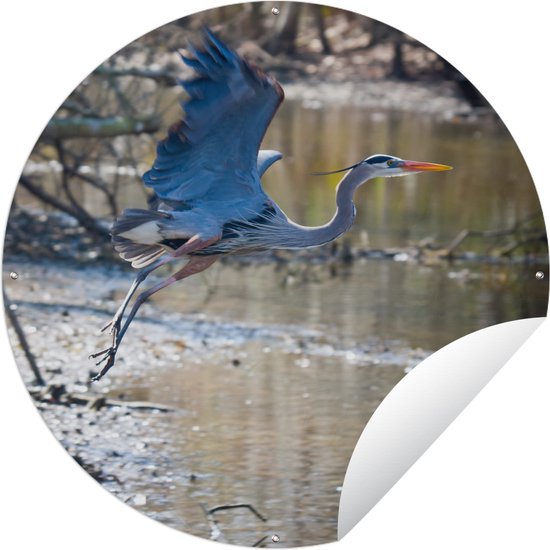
[{"left": 133, "top": 494, "right": 147, "bottom": 506}]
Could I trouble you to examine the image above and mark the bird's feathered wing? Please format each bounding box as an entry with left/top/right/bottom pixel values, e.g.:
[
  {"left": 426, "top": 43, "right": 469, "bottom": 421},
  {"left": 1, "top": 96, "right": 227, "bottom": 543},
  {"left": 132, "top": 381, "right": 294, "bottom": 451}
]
[
  {"left": 257, "top": 149, "right": 283, "bottom": 177},
  {"left": 142, "top": 29, "right": 284, "bottom": 204}
]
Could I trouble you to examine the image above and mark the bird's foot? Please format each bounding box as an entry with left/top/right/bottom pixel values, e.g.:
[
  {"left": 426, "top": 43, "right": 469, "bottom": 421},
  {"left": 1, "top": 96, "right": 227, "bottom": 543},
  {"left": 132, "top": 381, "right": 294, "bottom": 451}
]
[
  {"left": 89, "top": 346, "right": 118, "bottom": 381},
  {"left": 91, "top": 314, "right": 123, "bottom": 380}
]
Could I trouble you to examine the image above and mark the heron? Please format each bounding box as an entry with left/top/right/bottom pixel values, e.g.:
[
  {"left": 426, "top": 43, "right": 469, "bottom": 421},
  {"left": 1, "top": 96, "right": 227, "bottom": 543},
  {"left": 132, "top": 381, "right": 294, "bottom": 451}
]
[{"left": 91, "top": 29, "right": 452, "bottom": 381}]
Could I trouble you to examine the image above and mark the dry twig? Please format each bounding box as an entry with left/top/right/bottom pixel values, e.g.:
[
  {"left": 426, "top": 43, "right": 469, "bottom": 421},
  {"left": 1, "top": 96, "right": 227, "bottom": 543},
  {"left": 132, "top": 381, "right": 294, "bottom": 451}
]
[{"left": 3, "top": 289, "right": 45, "bottom": 386}]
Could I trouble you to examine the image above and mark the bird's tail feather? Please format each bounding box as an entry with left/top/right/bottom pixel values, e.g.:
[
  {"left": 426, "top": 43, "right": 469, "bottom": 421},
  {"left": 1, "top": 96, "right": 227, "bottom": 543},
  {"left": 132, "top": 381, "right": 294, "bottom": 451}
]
[
  {"left": 111, "top": 208, "right": 170, "bottom": 236},
  {"left": 111, "top": 237, "right": 166, "bottom": 268},
  {"left": 111, "top": 209, "right": 170, "bottom": 268}
]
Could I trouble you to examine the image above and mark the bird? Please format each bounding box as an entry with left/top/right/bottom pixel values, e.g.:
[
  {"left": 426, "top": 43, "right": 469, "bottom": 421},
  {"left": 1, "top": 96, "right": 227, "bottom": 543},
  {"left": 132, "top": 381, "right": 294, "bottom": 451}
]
[{"left": 90, "top": 28, "right": 452, "bottom": 381}]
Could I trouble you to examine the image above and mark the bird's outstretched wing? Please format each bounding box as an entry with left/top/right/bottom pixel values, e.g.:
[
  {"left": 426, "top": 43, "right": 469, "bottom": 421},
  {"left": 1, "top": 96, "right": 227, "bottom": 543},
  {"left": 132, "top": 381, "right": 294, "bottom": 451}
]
[{"left": 143, "top": 29, "right": 284, "bottom": 204}]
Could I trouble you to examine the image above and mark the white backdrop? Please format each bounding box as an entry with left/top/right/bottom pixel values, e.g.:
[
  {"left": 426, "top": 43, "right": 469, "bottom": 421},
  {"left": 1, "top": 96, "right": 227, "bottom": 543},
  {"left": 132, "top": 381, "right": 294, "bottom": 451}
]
[{"left": 1, "top": 1, "right": 548, "bottom": 549}]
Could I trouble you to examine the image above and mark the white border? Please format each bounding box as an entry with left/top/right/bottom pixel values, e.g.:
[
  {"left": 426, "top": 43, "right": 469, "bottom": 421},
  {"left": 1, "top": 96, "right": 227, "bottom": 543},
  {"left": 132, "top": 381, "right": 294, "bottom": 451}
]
[{"left": 1, "top": 2, "right": 548, "bottom": 549}]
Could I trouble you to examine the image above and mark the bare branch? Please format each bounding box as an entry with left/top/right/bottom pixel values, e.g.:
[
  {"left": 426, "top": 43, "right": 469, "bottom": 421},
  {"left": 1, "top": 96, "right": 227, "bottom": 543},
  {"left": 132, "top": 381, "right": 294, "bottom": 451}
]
[
  {"left": 207, "top": 503, "right": 267, "bottom": 522},
  {"left": 18, "top": 175, "right": 109, "bottom": 238},
  {"left": 28, "top": 383, "right": 176, "bottom": 412},
  {"left": 42, "top": 115, "right": 161, "bottom": 140},
  {"left": 200, "top": 502, "right": 268, "bottom": 544},
  {"left": 442, "top": 214, "right": 546, "bottom": 259},
  {"left": 59, "top": 163, "right": 119, "bottom": 217},
  {"left": 61, "top": 98, "right": 101, "bottom": 117},
  {"left": 94, "top": 65, "right": 180, "bottom": 86},
  {"left": 3, "top": 289, "right": 45, "bottom": 386}
]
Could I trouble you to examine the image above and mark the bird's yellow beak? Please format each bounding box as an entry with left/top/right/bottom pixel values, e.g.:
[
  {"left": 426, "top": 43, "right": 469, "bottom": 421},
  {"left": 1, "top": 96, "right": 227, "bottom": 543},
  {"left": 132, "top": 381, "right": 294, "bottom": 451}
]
[{"left": 401, "top": 160, "right": 453, "bottom": 172}]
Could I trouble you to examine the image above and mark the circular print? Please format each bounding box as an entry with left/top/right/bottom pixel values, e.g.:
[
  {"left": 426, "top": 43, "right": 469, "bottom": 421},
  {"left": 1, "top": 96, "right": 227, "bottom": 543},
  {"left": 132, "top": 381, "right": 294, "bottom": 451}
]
[{"left": 3, "top": 2, "right": 548, "bottom": 547}]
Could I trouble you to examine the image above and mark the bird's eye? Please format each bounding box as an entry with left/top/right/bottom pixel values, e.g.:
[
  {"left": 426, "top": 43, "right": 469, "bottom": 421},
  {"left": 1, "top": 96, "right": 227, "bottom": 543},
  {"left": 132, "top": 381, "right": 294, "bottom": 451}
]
[{"left": 387, "top": 160, "right": 394, "bottom": 166}]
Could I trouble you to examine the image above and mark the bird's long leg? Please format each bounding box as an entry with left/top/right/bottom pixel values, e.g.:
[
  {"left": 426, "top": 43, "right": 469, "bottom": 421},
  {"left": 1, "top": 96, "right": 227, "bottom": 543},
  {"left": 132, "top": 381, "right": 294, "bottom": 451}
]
[
  {"left": 92, "top": 255, "right": 218, "bottom": 381},
  {"left": 91, "top": 235, "right": 221, "bottom": 381},
  {"left": 100, "top": 255, "right": 175, "bottom": 338},
  {"left": 95, "top": 234, "right": 220, "bottom": 351}
]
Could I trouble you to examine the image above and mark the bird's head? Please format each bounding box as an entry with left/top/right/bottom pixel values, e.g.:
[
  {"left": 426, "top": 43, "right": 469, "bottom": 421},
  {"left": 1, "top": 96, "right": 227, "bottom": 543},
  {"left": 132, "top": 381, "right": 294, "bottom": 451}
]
[{"left": 313, "top": 154, "right": 452, "bottom": 181}]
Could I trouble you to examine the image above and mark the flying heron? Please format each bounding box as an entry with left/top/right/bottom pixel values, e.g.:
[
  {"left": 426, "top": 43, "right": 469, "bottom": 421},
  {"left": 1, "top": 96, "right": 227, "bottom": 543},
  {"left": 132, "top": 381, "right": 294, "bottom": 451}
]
[{"left": 91, "top": 29, "right": 452, "bottom": 380}]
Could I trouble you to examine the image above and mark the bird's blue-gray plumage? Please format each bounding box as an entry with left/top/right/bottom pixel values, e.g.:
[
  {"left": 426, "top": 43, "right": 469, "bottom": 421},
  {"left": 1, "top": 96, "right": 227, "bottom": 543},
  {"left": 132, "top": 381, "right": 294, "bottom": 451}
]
[
  {"left": 142, "top": 29, "right": 283, "bottom": 204},
  {"left": 112, "top": 29, "right": 286, "bottom": 267}
]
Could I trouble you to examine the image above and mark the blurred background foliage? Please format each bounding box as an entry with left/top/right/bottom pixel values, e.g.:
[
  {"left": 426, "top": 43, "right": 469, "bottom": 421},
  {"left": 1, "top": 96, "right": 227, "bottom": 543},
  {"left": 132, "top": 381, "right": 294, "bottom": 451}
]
[{"left": 7, "top": 1, "right": 507, "bottom": 264}]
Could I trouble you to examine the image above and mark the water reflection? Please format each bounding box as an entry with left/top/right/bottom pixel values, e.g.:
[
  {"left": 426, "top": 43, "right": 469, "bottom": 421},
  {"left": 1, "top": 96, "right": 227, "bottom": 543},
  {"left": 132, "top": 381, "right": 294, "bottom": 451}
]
[
  {"left": 150, "top": 260, "right": 547, "bottom": 352},
  {"left": 260, "top": 103, "right": 543, "bottom": 251},
  {"left": 119, "top": 340, "right": 405, "bottom": 547}
]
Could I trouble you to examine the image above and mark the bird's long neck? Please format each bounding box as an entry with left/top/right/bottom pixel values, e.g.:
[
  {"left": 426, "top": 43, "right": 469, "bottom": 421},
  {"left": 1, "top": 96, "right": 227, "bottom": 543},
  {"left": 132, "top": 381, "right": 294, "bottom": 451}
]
[{"left": 285, "top": 168, "right": 366, "bottom": 248}]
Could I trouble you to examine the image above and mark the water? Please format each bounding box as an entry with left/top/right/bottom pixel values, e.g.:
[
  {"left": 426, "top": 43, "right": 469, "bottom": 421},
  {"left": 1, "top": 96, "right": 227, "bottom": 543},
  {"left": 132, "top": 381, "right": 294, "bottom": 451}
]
[
  {"left": 150, "top": 259, "right": 545, "bottom": 351},
  {"left": 10, "top": 99, "right": 548, "bottom": 546},
  {"left": 106, "top": 257, "right": 544, "bottom": 546},
  {"left": 260, "top": 102, "right": 543, "bottom": 252}
]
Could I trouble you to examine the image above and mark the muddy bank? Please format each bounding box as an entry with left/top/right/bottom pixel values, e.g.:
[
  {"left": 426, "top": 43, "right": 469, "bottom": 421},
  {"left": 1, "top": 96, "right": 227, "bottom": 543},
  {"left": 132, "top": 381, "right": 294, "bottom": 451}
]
[{"left": 5, "top": 256, "right": 428, "bottom": 546}]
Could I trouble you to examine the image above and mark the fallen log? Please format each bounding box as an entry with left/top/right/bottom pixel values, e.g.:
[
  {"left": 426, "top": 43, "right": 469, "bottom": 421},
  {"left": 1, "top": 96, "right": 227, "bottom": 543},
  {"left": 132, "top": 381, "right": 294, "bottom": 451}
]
[{"left": 29, "top": 383, "right": 175, "bottom": 412}]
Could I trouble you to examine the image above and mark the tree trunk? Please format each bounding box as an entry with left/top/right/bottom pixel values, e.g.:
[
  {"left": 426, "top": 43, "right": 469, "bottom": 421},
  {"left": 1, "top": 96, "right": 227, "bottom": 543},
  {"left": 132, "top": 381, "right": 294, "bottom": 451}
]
[
  {"left": 312, "top": 5, "right": 332, "bottom": 54},
  {"left": 390, "top": 40, "right": 408, "bottom": 79},
  {"left": 440, "top": 59, "right": 489, "bottom": 108}
]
